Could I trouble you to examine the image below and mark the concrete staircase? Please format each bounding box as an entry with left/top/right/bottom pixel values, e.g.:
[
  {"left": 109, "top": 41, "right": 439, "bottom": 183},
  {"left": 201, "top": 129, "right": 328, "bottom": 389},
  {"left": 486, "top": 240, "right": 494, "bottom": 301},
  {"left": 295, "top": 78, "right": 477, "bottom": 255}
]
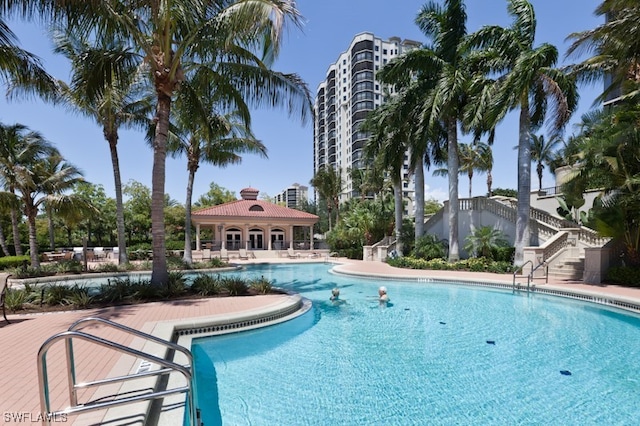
[{"left": 548, "top": 256, "right": 585, "bottom": 280}]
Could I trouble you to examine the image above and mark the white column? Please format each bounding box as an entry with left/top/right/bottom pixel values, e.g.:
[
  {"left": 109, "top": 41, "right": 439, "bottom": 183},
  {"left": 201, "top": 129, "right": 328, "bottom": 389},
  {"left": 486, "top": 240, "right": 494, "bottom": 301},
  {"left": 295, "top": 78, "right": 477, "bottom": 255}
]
[
  {"left": 289, "top": 225, "right": 294, "bottom": 249},
  {"left": 267, "top": 225, "right": 272, "bottom": 251},
  {"left": 195, "top": 223, "right": 201, "bottom": 250},
  {"left": 309, "top": 226, "right": 314, "bottom": 250}
]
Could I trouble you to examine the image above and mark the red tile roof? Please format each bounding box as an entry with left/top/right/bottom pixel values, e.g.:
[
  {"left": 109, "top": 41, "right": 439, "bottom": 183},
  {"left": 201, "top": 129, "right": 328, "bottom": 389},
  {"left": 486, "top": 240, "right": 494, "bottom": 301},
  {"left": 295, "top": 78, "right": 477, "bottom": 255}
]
[{"left": 192, "top": 199, "right": 318, "bottom": 220}]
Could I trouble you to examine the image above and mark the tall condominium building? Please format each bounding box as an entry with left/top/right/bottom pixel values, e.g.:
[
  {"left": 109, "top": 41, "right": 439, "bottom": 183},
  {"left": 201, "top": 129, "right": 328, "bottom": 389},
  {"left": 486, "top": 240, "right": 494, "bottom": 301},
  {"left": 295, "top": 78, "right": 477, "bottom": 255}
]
[
  {"left": 313, "top": 32, "right": 421, "bottom": 216},
  {"left": 275, "top": 183, "right": 309, "bottom": 209}
]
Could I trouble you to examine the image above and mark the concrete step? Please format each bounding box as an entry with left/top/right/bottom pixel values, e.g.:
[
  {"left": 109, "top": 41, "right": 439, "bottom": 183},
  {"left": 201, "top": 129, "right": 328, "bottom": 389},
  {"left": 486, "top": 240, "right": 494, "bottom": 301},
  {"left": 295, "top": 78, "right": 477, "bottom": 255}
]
[{"left": 548, "top": 257, "right": 584, "bottom": 280}]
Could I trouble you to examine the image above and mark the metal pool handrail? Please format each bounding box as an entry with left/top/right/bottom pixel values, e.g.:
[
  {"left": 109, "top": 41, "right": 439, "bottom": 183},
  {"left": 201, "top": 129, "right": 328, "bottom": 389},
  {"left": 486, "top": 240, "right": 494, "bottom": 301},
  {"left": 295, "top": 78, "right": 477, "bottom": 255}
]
[
  {"left": 37, "top": 317, "right": 199, "bottom": 426},
  {"left": 513, "top": 260, "right": 533, "bottom": 290}
]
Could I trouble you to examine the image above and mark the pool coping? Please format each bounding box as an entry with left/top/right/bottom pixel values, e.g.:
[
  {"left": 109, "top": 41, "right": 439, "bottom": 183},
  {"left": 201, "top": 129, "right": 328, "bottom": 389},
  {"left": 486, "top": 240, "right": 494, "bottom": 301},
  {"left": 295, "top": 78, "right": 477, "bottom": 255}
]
[
  {"left": 330, "top": 263, "right": 640, "bottom": 314},
  {"left": 99, "top": 291, "right": 311, "bottom": 426}
]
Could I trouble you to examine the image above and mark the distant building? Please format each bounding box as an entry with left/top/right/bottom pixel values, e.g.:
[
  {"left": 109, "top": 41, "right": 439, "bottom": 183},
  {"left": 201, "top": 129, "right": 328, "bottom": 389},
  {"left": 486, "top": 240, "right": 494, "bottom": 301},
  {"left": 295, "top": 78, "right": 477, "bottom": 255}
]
[
  {"left": 275, "top": 183, "right": 308, "bottom": 209},
  {"left": 313, "top": 32, "right": 420, "bottom": 216}
]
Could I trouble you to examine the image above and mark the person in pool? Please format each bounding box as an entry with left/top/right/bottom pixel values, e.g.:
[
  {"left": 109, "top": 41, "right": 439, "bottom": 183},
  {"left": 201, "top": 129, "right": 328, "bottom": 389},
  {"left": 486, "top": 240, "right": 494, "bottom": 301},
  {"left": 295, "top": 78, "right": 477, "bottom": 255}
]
[
  {"left": 330, "top": 288, "right": 340, "bottom": 301},
  {"left": 378, "top": 286, "right": 389, "bottom": 305}
]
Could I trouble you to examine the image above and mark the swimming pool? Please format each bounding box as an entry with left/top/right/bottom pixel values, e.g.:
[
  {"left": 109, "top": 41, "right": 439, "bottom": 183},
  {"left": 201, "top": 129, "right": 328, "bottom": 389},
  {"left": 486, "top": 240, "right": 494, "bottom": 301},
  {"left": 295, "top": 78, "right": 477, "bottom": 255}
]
[{"left": 191, "top": 263, "right": 640, "bottom": 425}]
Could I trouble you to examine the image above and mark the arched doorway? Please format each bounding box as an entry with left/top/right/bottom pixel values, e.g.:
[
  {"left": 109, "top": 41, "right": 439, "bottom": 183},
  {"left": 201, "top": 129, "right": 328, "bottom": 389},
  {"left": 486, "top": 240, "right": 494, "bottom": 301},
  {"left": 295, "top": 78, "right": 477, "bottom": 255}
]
[
  {"left": 248, "top": 228, "right": 264, "bottom": 250},
  {"left": 271, "top": 228, "right": 285, "bottom": 250},
  {"left": 225, "top": 228, "right": 242, "bottom": 250}
]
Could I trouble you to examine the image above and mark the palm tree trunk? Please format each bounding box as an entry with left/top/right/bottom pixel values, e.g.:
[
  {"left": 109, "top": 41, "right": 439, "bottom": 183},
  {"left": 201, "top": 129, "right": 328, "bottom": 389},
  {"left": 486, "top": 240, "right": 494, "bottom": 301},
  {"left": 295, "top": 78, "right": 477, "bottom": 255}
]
[
  {"left": 514, "top": 104, "right": 532, "bottom": 266},
  {"left": 0, "top": 224, "right": 10, "bottom": 256},
  {"left": 487, "top": 170, "right": 493, "bottom": 197},
  {"left": 107, "top": 135, "right": 129, "bottom": 265},
  {"left": 394, "top": 177, "right": 404, "bottom": 255},
  {"left": 183, "top": 166, "right": 196, "bottom": 265},
  {"left": 26, "top": 204, "right": 40, "bottom": 268},
  {"left": 447, "top": 118, "right": 460, "bottom": 262},
  {"left": 537, "top": 162, "right": 543, "bottom": 190},
  {"left": 150, "top": 93, "right": 171, "bottom": 286},
  {"left": 468, "top": 171, "right": 475, "bottom": 232},
  {"left": 414, "top": 160, "right": 425, "bottom": 244},
  {"left": 10, "top": 205, "right": 22, "bottom": 256},
  {"left": 47, "top": 207, "right": 55, "bottom": 250}
]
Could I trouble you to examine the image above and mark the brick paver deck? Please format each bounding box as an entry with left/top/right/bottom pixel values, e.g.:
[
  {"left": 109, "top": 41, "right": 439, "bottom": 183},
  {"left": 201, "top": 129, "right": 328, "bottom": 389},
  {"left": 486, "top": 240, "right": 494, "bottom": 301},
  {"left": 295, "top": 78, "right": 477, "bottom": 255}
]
[{"left": 2, "top": 259, "right": 639, "bottom": 425}]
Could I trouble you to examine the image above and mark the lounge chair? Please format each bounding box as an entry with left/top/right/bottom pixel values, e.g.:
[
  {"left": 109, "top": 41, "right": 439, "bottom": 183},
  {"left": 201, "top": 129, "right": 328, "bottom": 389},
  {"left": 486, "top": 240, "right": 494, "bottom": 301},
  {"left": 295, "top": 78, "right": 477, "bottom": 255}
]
[
  {"left": 1, "top": 273, "right": 12, "bottom": 324},
  {"left": 287, "top": 247, "right": 300, "bottom": 259},
  {"left": 202, "top": 248, "right": 212, "bottom": 261},
  {"left": 238, "top": 248, "right": 250, "bottom": 260},
  {"left": 220, "top": 247, "right": 229, "bottom": 261}
]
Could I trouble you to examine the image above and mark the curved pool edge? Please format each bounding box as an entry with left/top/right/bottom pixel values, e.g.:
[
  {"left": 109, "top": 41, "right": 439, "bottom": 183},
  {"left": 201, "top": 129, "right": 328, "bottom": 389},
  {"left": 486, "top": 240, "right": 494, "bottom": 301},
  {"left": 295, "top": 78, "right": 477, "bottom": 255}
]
[
  {"left": 101, "top": 292, "right": 311, "bottom": 426},
  {"left": 331, "top": 262, "right": 640, "bottom": 314}
]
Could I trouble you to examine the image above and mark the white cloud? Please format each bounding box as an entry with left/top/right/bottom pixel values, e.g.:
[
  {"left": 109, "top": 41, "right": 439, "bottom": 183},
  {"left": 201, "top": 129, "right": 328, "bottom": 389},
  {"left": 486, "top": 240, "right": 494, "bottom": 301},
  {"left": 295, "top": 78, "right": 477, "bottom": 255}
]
[{"left": 424, "top": 184, "right": 448, "bottom": 203}]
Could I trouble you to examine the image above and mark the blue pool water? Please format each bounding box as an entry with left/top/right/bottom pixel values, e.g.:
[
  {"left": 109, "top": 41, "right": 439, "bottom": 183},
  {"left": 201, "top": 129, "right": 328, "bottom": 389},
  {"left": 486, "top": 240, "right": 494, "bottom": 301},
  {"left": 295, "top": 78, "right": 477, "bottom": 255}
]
[{"left": 191, "top": 263, "right": 640, "bottom": 425}]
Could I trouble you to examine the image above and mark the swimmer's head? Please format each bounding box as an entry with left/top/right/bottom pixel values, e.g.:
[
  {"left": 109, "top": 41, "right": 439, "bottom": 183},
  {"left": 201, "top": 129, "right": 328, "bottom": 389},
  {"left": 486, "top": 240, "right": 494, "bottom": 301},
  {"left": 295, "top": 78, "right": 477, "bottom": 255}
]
[
  {"left": 379, "top": 286, "right": 387, "bottom": 295},
  {"left": 332, "top": 288, "right": 340, "bottom": 297}
]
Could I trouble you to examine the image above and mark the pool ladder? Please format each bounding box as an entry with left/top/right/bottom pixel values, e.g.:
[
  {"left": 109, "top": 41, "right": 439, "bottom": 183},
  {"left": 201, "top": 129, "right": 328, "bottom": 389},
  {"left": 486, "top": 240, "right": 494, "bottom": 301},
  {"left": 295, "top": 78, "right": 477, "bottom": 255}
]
[
  {"left": 37, "top": 316, "right": 202, "bottom": 426},
  {"left": 512, "top": 260, "right": 548, "bottom": 292}
]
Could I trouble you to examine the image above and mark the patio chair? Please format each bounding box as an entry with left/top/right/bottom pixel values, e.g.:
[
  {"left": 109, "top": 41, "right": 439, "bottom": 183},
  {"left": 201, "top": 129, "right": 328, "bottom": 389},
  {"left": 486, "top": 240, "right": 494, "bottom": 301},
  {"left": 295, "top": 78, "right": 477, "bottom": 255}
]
[
  {"left": 109, "top": 247, "right": 119, "bottom": 260},
  {"left": 1, "top": 272, "right": 11, "bottom": 324},
  {"left": 220, "top": 247, "right": 229, "bottom": 261},
  {"left": 94, "top": 247, "right": 106, "bottom": 261},
  {"left": 287, "top": 247, "right": 300, "bottom": 259},
  {"left": 202, "top": 248, "right": 212, "bottom": 260},
  {"left": 238, "top": 248, "right": 249, "bottom": 260}
]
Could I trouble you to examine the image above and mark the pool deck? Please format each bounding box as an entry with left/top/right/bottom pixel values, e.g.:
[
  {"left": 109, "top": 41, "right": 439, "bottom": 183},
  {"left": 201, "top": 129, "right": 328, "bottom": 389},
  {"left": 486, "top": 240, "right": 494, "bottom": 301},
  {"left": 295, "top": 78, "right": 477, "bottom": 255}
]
[{"left": 2, "top": 258, "right": 640, "bottom": 425}]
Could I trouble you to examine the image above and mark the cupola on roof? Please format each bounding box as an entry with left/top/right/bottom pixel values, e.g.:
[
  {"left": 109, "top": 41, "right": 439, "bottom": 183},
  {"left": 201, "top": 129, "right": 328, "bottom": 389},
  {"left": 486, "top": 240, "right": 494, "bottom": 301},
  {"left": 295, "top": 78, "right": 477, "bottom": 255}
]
[{"left": 240, "top": 187, "right": 259, "bottom": 200}]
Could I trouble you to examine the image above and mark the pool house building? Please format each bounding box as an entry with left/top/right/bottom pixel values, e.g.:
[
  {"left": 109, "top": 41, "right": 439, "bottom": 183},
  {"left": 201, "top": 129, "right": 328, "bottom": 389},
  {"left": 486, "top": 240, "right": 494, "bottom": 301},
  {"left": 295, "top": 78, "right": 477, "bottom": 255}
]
[{"left": 191, "top": 187, "right": 319, "bottom": 257}]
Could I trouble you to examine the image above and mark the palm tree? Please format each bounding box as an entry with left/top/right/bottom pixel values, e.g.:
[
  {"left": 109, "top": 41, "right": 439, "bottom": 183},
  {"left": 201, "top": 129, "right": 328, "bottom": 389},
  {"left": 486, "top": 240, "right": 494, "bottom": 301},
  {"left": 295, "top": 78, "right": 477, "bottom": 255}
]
[
  {"left": 362, "top": 95, "right": 410, "bottom": 255},
  {"left": 458, "top": 142, "right": 491, "bottom": 199},
  {"left": 469, "top": 0, "right": 577, "bottom": 265},
  {"left": 0, "top": 123, "right": 56, "bottom": 255},
  {"left": 374, "top": 8, "right": 451, "bottom": 250},
  {"left": 410, "top": 0, "right": 471, "bottom": 262},
  {"left": 166, "top": 78, "right": 266, "bottom": 264},
  {"left": 530, "top": 133, "right": 561, "bottom": 190},
  {"left": 567, "top": 0, "right": 640, "bottom": 103},
  {"left": 310, "top": 165, "right": 342, "bottom": 232},
  {"left": 11, "top": 0, "right": 312, "bottom": 286},
  {"left": 5, "top": 149, "right": 88, "bottom": 267},
  {"left": 0, "top": 14, "right": 57, "bottom": 101},
  {"left": 53, "top": 32, "right": 154, "bottom": 265}
]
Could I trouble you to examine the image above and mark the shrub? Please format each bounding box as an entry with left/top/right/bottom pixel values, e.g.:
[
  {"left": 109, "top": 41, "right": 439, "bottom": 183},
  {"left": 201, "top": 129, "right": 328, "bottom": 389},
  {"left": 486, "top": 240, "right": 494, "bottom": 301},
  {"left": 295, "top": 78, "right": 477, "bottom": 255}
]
[
  {"left": 463, "top": 226, "right": 509, "bottom": 259},
  {"left": 221, "top": 276, "right": 249, "bottom": 296},
  {"left": 160, "top": 272, "right": 187, "bottom": 298},
  {"left": 0, "top": 255, "right": 31, "bottom": 271},
  {"left": 53, "top": 260, "right": 83, "bottom": 274},
  {"left": 249, "top": 276, "right": 273, "bottom": 294},
  {"left": 412, "top": 234, "right": 447, "bottom": 260},
  {"left": 4, "top": 288, "right": 28, "bottom": 312},
  {"left": 64, "top": 285, "right": 94, "bottom": 308},
  {"left": 387, "top": 256, "right": 517, "bottom": 274},
  {"left": 93, "top": 263, "right": 120, "bottom": 273},
  {"left": 606, "top": 266, "right": 640, "bottom": 286},
  {"left": 132, "top": 281, "right": 160, "bottom": 301},
  {"left": 167, "top": 256, "right": 189, "bottom": 270},
  {"left": 44, "top": 284, "right": 73, "bottom": 306},
  {"left": 191, "top": 274, "right": 222, "bottom": 296},
  {"left": 99, "top": 278, "right": 137, "bottom": 303}
]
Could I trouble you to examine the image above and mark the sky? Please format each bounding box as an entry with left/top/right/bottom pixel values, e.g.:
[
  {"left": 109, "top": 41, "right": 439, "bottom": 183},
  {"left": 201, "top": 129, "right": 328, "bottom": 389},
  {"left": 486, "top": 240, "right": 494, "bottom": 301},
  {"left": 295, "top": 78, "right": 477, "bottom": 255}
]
[{"left": 0, "top": 0, "right": 603, "bottom": 204}]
